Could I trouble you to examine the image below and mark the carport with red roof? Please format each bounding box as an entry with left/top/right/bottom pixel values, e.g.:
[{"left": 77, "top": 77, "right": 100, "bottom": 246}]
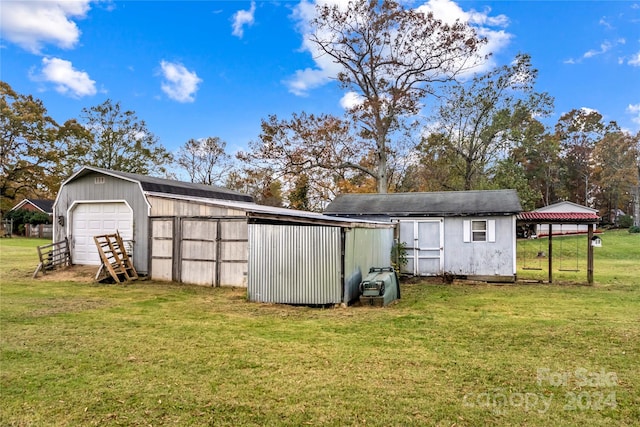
[{"left": 517, "top": 211, "right": 600, "bottom": 284}]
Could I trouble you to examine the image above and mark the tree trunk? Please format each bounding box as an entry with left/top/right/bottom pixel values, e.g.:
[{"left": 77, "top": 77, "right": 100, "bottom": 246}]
[
  {"left": 464, "top": 159, "right": 473, "bottom": 191},
  {"left": 377, "top": 144, "right": 388, "bottom": 194}
]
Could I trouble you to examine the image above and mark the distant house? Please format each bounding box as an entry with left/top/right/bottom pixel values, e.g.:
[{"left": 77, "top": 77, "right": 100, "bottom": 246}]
[
  {"left": 325, "top": 190, "right": 522, "bottom": 282},
  {"left": 534, "top": 201, "right": 598, "bottom": 236},
  {"left": 10, "top": 199, "right": 54, "bottom": 217},
  {"left": 9, "top": 199, "right": 55, "bottom": 238},
  {"left": 602, "top": 208, "right": 625, "bottom": 225}
]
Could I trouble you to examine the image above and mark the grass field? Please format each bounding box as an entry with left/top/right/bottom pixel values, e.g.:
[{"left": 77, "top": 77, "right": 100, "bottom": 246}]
[
  {"left": 1, "top": 232, "right": 639, "bottom": 426},
  {"left": 516, "top": 229, "right": 640, "bottom": 284}
]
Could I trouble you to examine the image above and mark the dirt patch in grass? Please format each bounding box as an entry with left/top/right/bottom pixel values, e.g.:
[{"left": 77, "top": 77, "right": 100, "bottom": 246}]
[
  {"left": 36, "top": 265, "right": 97, "bottom": 283},
  {"left": 29, "top": 297, "right": 111, "bottom": 317}
]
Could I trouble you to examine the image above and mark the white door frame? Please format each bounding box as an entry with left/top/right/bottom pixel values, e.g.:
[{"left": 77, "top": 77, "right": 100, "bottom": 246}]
[
  {"left": 67, "top": 200, "right": 133, "bottom": 265},
  {"left": 398, "top": 218, "right": 444, "bottom": 276}
]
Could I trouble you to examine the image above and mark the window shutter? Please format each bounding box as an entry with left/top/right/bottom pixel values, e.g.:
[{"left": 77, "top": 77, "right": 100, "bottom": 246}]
[
  {"left": 488, "top": 219, "right": 496, "bottom": 242},
  {"left": 463, "top": 220, "right": 471, "bottom": 242}
]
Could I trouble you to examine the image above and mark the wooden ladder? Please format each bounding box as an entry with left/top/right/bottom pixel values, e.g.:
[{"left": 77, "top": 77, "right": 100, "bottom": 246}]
[{"left": 94, "top": 232, "right": 138, "bottom": 283}]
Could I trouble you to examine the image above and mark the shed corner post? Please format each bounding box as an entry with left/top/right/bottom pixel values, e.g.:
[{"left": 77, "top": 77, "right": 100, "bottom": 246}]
[
  {"left": 172, "top": 217, "right": 182, "bottom": 283},
  {"left": 392, "top": 221, "right": 400, "bottom": 269},
  {"left": 587, "top": 223, "right": 594, "bottom": 285}
]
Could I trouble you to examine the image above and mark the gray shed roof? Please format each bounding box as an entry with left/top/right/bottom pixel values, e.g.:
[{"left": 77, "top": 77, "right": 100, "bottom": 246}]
[
  {"left": 147, "top": 192, "right": 394, "bottom": 229},
  {"left": 64, "top": 166, "right": 254, "bottom": 202},
  {"left": 324, "top": 189, "right": 522, "bottom": 217}
]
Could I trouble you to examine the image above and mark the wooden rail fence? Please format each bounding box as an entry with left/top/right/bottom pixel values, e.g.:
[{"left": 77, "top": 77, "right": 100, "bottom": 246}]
[{"left": 33, "top": 238, "right": 72, "bottom": 278}]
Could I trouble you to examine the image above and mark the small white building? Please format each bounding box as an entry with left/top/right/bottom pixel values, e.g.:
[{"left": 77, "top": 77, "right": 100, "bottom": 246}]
[
  {"left": 534, "top": 201, "right": 598, "bottom": 236},
  {"left": 325, "top": 190, "right": 522, "bottom": 282}
]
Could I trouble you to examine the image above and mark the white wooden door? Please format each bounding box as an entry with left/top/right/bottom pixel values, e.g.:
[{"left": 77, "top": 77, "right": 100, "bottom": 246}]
[{"left": 399, "top": 219, "right": 444, "bottom": 276}]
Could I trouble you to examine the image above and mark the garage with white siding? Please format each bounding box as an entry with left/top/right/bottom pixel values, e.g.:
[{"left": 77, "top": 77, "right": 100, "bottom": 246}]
[{"left": 53, "top": 166, "right": 253, "bottom": 275}]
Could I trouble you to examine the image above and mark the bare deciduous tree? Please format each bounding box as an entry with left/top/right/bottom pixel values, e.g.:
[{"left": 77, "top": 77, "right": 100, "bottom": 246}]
[
  {"left": 177, "top": 137, "right": 231, "bottom": 186},
  {"left": 309, "top": 0, "right": 486, "bottom": 192}
]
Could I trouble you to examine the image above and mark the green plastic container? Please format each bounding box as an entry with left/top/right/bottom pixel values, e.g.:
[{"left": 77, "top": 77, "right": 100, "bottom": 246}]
[{"left": 359, "top": 267, "right": 401, "bottom": 306}]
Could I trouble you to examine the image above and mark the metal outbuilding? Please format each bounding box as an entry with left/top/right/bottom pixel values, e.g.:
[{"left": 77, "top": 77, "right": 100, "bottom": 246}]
[
  {"left": 148, "top": 194, "right": 394, "bottom": 305},
  {"left": 53, "top": 166, "right": 394, "bottom": 305},
  {"left": 325, "top": 190, "right": 522, "bottom": 282}
]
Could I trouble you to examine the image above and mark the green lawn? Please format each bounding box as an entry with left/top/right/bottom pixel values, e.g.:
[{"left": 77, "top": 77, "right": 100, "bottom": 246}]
[
  {"left": 517, "top": 229, "right": 640, "bottom": 285},
  {"left": 1, "top": 234, "right": 639, "bottom": 426}
]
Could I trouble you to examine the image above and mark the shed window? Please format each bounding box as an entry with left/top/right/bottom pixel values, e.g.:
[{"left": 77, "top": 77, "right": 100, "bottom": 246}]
[
  {"left": 95, "top": 177, "right": 105, "bottom": 184},
  {"left": 463, "top": 219, "right": 496, "bottom": 243},
  {"left": 472, "top": 220, "right": 487, "bottom": 242}
]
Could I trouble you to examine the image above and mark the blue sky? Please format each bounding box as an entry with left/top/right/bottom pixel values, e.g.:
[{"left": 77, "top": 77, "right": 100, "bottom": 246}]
[{"left": 1, "top": 0, "right": 639, "bottom": 160}]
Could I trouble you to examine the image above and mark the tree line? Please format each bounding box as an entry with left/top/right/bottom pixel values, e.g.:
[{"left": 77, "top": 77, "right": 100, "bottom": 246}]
[{"left": 2, "top": 0, "right": 639, "bottom": 224}]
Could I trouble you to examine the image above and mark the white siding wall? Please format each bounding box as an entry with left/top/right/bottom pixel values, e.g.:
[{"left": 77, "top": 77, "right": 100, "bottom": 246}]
[{"left": 443, "top": 216, "right": 516, "bottom": 278}]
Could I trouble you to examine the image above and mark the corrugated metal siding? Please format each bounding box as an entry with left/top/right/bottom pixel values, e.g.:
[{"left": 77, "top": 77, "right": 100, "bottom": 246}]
[
  {"left": 53, "top": 172, "right": 151, "bottom": 274},
  {"left": 343, "top": 227, "right": 394, "bottom": 304},
  {"left": 248, "top": 224, "right": 342, "bottom": 304}
]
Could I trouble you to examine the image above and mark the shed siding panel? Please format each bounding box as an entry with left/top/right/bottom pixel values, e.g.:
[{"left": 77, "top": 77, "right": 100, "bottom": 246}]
[
  {"left": 443, "top": 216, "right": 515, "bottom": 277},
  {"left": 248, "top": 224, "right": 342, "bottom": 304},
  {"left": 219, "top": 219, "right": 249, "bottom": 287},
  {"left": 220, "top": 262, "right": 248, "bottom": 287},
  {"left": 148, "top": 196, "right": 245, "bottom": 217},
  {"left": 222, "top": 242, "right": 248, "bottom": 261},
  {"left": 54, "top": 172, "right": 150, "bottom": 274},
  {"left": 181, "top": 261, "right": 215, "bottom": 286},
  {"left": 343, "top": 227, "right": 394, "bottom": 304},
  {"left": 149, "top": 216, "right": 249, "bottom": 287},
  {"left": 150, "top": 218, "right": 173, "bottom": 281},
  {"left": 182, "top": 240, "right": 216, "bottom": 260}
]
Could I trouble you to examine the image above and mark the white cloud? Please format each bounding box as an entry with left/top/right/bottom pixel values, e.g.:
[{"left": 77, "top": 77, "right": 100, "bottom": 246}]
[
  {"left": 232, "top": 1, "right": 256, "bottom": 38},
  {"left": 598, "top": 17, "right": 613, "bottom": 29},
  {"left": 159, "top": 61, "right": 202, "bottom": 103},
  {"left": 339, "top": 92, "right": 365, "bottom": 110},
  {"left": 629, "top": 51, "right": 640, "bottom": 66},
  {"left": 583, "top": 41, "right": 613, "bottom": 58},
  {"left": 417, "top": 0, "right": 512, "bottom": 70},
  {"left": 0, "top": 1, "right": 91, "bottom": 54},
  {"left": 627, "top": 103, "right": 640, "bottom": 125},
  {"left": 287, "top": 0, "right": 512, "bottom": 97},
  {"left": 286, "top": 68, "right": 334, "bottom": 97},
  {"left": 33, "top": 57, "right": 96, "bottom": 98},
  {"left": 580, "top": 107, "right": 599, "bottom": 115},
  {"left": 566, "top": 39, "right": 626, "bottom": 64}
]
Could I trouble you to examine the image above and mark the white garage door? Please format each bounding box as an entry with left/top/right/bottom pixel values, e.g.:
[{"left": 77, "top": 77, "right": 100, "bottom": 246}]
[{"left": 71, "top": 202, "right": 133, "bottom": 265}]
